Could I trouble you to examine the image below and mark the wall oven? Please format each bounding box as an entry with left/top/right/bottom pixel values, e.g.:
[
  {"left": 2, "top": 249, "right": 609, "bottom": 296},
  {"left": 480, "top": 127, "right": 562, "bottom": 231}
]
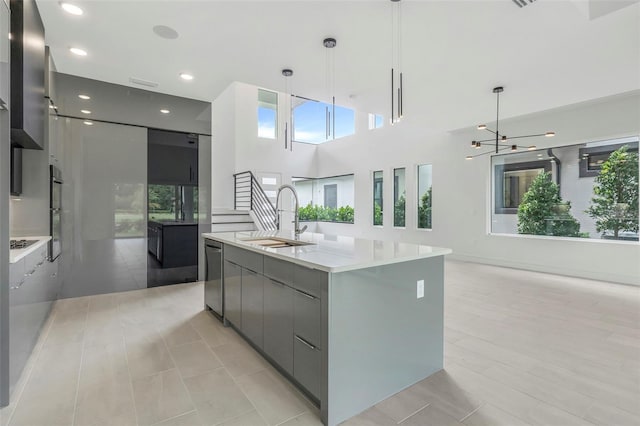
[{"left": 49, "top": 165, "right": 62, "bottom": 261}]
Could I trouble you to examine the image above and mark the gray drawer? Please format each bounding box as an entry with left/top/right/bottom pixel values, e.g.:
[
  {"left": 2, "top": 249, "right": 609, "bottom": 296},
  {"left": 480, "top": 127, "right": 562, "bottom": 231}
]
[
  {"left": 263, "top": 256, "right": 293, "bottom": 285},
  {"left": 293, "top": 335, "right": 321, "bottom": 399},
  {"left": 292, "top": 264, "right": 326, "bottom": 298},
  {"left": 225, "top": 245, "right": 263, "bottom": 273},
  {"left": 293, "top": 289, "right": 321, "bottom": 348}
]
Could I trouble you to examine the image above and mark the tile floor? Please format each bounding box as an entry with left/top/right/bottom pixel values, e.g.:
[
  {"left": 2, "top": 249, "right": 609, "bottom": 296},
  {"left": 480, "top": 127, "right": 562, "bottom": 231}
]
[{"left": 1, "top": 260, "right": 638, "bottom": 426}]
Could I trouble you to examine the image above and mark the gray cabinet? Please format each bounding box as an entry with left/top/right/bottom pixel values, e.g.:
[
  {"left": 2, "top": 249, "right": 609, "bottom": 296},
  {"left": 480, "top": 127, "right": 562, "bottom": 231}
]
[
  {"left": 223, "top": 260, "right": 242, "bottom": 328},
  {"left": 293, "top": 335, "right": 321, "bottom": 398},
  {"left": 217, "top": 241, "right": 326, "bottom": 402},
  {"left": 263, "top": 278, "right": 294, "bottom": 375},
  {"left": 241, "top": 269, "right": 263, "bottom": 348}
]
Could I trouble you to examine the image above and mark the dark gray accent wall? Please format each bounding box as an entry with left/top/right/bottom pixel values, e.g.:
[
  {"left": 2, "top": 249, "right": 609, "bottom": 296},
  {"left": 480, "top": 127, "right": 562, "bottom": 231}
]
[
  {"left": 0, "top": 0, "right": 11, "bottom": 407},
  {"left": 53, "top": 73, "right": 211, "bottom": 136}
]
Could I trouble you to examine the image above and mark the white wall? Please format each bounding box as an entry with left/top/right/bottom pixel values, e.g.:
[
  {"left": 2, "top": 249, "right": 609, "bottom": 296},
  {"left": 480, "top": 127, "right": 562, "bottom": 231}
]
[
  {"left": 212, "top": 80, "right": 639, "bottom": 285},
  {"left": 211, "top": 82, "right": 319, "bottom": 228},
  {"left": 315, "top": 91, "right": 640, "bottom": 285}
]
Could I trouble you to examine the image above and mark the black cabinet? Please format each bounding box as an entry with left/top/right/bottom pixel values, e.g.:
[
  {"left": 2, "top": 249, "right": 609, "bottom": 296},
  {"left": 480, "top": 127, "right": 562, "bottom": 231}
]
[
  {"left": 148, "top": 129, "right": 198, "bottom": 185},
  {"left": 147, "top": 221, "right": 198, "bottom": 268},
  {"left": 10, "top": 0, "right": 45, "bottom": 150}
]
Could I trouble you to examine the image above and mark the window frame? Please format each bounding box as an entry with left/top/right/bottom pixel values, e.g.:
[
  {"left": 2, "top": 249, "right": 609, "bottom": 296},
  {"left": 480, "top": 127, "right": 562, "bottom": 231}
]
[
  {"left": 416, "top": 164, "right": 433, "bottom": 230},
  {"left": 257, "top": 88, "right": 278, "bottom": 140},
  {"left": 373, "top": 170, "right": 383, "bottom": 226},
  {"left": 578, "top": 142, "right": 639, "bottom": 178},
  {"left": 393, "top": 167, "right": 406, "bottom": 228},
  {"left": 494, "top": 160, "right": 553, "bottom": 215}
]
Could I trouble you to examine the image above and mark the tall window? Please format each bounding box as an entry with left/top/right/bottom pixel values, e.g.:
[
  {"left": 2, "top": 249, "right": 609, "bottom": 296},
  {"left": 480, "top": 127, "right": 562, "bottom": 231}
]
[
  {"left": 491, "top": 137, "right": 639, "bottom": 241},
  {"left": 373, "top": 170, "right": 383, "bottom": 226},
  {"left": 368, "top": 113, "right": 384, "bottom": 130},
  {"left": 293, "top": 174, "right": 354, "bottom": 223},
  {"left": 258, "top": 89, "right": 277, "bottom": 139},
  {"left": 417, "top": 164, "right": 432, "bottom": 229},
  {"left": 394, "top": 168, "right": 406, "bottom": 227},
  {"left": 293, "top": 96, "right": 355, "bottom": 144}
]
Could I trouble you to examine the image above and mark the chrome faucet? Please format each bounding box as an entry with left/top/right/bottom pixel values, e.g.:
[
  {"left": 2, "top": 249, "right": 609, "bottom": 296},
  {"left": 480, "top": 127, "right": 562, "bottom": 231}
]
[{"left": 275, "top": 184, "right": 307, "bottom": 237}]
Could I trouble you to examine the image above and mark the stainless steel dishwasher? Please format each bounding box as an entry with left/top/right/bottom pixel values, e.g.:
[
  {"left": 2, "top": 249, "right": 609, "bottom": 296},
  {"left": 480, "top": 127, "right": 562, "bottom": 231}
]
[{"left": 204, "top": 240, "right": 223, "bottom": 319}]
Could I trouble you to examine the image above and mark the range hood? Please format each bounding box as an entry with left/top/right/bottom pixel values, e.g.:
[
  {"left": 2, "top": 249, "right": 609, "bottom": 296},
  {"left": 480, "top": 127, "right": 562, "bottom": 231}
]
[{"left": 10, "top": 0, "right": 45, "bottom": 150}]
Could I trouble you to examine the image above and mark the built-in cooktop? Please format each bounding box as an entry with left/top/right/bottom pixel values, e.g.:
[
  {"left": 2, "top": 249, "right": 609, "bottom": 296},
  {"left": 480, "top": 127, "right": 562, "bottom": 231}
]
[{"left": 10, "top": 239, "right": 38, "bottom": 250}]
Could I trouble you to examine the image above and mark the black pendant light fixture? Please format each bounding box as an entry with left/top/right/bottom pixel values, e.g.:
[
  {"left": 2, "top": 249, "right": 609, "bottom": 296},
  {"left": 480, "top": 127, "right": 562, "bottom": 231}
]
[
  {"left": 466, "top": 86, "right": 555, "bottom": 160},
  {"left": 282, "top": 68, "right": 293, "bottom": 151},
  {"left": 390, "top": 0, "right": 404, "bottom": 124},
  {"left": 323, "top": 37, "right": 337, "bottom": 140}
]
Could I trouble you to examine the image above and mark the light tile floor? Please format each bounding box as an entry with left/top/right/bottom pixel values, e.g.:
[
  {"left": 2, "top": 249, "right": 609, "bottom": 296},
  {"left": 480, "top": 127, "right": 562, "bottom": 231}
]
[{"left": 1, "top": 261, "right": 638, "bottom": 426}]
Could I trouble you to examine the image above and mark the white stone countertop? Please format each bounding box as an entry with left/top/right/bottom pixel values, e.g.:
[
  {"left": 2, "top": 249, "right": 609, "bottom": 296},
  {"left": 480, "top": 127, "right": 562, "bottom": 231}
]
[
  {"left": 203, "top": 230, "right": 452, "bottom": 273},
  {"left": 9, "top": 236, "right": 51, "bottom": 264}
]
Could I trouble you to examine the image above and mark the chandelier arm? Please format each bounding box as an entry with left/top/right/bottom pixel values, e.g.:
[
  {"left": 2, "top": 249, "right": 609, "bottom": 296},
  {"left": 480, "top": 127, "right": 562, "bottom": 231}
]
[{"left": 503, "top": 134, "right": 547, "bottom": 140}]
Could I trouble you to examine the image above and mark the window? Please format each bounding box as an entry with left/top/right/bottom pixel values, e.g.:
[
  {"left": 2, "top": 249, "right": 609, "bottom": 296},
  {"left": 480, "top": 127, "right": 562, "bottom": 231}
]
[
  {"left": 368, "top": 113, "right": 384, "bottom": 130},
  {"left": 417, "top": 164, "right": 432, "bottom": 229},
  {"left": 491, "top": 137, "right": 639, "bottom": 241},
  {"left": 579, "top": 140, "right": 639, "bottom": 177},
  {"left": 258, "top": 89, "right": 277, "bottom": 139},
  {"left": 324, "top": 184, "right": 337, "bottom": 209},
  {"left": 494, "top": 160, "right": 553, "bottom": 214},
  {"left": 394, "top": 168, "right": 406, "bottom": 227},
  {"left": 292, "top": 96, "right": 355, "bottom": 144},
  {"left": 293, "top": 174, "right": 354, "bottom": 223},
  {"left": 373, "top": 170, "right": 383, "bottom": 226}
]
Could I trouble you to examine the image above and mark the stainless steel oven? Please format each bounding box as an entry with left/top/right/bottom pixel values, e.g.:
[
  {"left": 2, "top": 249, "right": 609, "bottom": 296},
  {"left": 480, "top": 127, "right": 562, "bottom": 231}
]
[{"left": 49, "top": 165, "right": 62, "bottom": 261}]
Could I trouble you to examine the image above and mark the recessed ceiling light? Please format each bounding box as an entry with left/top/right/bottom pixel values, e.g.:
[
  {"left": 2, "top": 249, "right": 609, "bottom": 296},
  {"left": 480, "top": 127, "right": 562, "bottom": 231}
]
[
  {"left": 545, "top": 132, "right": 555, "bottom": 137},
  {"left": 81, "top": 109, "right": 91, "bottom": 114},
  {"left": 160, "top": 109, "right": 170, "bottom": 114},
  {"left": 49, "top": 104, "right": 55, "bottom": 109},
  {"left": 465, "top": 156, "right": 473, "bottom": 160},
  {"left": 477, "top": 124, "right": 487, "bottom": 130},
  {"left": 69, "top": 47, "right": 87, "bottom": 56},
  {"left": 179, "top": 73, "right": 194, "bottom": 81},
  {"left": 83, "top": 120, "right": 93, "bottom": 126},
  {"left": 60, "top": 2, "right": 83, "bottom": 16},
  {"left": 527, "top": 146, "right": 536, "bottom": 151},
  {"left": 78, "top": 94, "right": 90, "bottom": 100}
]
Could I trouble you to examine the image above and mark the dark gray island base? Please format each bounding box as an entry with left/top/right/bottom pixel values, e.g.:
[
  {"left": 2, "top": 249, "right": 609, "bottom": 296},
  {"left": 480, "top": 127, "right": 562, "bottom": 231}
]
[{"left": 203, "top": 231, "right": 450, "bottom": 426}]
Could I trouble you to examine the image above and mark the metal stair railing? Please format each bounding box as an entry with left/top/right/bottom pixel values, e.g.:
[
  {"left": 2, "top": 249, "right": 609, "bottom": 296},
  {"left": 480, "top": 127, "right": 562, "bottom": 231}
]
[{"left": 233, "top": 171, "right": 277, "bottom": 230}]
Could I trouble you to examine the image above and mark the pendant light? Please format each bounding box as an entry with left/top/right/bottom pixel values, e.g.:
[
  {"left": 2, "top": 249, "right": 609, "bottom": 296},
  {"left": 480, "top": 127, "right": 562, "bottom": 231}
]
[
  {"left": 390, "top": 0, "right": 404, "bottom": 124},
  {"left": 323, "top": 37, "right": 337, "bottom": 140},
  {"left": 282, "top": 68, "right": 293, "bottom": 151},
  {"left": 466, "top": 86, "right": 555, "bottom": 159}
]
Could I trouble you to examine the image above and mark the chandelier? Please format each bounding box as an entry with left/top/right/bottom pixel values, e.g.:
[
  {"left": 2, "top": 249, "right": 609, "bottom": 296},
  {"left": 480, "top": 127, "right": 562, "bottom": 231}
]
[{"left": 466, "top": 86, "right": 555, "bottom": 159}]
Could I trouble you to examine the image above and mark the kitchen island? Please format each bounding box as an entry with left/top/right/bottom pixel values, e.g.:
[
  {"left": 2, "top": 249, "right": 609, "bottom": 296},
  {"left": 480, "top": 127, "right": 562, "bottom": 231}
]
[{"left": 202, "top": 230, "right": 451, "bottom": 426}]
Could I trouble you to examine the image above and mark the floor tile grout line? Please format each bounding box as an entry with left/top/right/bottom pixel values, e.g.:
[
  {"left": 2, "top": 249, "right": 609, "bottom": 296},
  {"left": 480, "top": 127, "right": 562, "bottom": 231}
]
[
  {"left": 458, "top": 403, "right": 483, "bottom": 423},
  {"left": 120, "top": 330, "right": 141, "bottom": 426},
  {"left": 70, "top": 309, "right": 89, "bottom": 426},
  {"left": 274, "top": 410, "right": 313, "bottom": 426},
  {"left": 4, "top": 303, "right": 59, "bottom": 426},
  {"left": 158, "top": 317, "right": 203, "bottom": 424},
  {"left": 199, "top": 317, "right": 274, "bottom": 426},
  {"left": 149, "top": 409, "right": 198, "bottom": 426},
  {"left": 395, "top": 402, "right": 431, "bottom": 425}
]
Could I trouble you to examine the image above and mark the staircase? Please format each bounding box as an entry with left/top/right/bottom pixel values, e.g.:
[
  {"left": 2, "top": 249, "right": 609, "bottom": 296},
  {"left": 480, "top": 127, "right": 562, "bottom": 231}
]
[
  {"left": 233, "top": 171, "right": 277, "bottom": 231},
  {"left": 211, "top": 209, "right": 257, "bottom": 233}
]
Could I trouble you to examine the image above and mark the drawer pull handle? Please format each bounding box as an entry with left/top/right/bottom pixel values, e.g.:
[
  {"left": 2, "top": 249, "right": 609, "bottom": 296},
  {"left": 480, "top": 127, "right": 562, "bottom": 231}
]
[
  {"left": 294, "top": 288, "right": 316, "bottom": 300},
  {"left": 295, "top": 335, "right": 317, "bottom": 350}
]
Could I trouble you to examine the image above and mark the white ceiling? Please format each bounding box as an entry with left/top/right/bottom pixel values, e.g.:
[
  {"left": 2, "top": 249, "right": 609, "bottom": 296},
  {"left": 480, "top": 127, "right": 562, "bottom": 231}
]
[{"left": 36, "top": 0, "right": 640, "bottom": 131}]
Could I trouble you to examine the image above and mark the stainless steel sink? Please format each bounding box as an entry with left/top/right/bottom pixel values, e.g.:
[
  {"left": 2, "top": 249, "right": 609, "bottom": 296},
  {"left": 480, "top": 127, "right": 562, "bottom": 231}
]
[{"left": 241, "top": 237, "right": 314, "bottom": 248}]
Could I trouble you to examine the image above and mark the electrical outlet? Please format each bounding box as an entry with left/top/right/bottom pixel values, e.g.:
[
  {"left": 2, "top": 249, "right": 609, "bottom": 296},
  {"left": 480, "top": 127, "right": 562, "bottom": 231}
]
[{"left": 417, "top": 280, "right": 424, "bottom": 299}]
